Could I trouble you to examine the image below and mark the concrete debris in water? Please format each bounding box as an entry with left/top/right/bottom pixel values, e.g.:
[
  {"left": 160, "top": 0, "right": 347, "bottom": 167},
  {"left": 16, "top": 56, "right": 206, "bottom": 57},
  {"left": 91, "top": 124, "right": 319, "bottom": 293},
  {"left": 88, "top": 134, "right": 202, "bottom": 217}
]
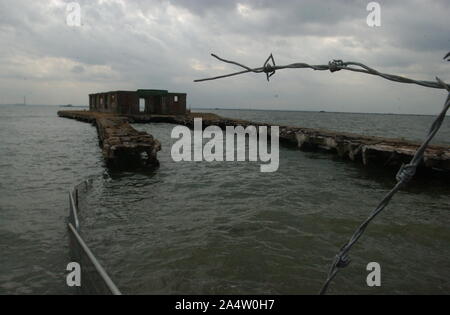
[
  {"left": 58, "top": 111, "right": 161, "bottom": 167},
  {"left": 96, "top": 117, "right": 161, "bottom": 167},
  {"left": 58, "top": 110, "right": 450, "bottom": 174}
]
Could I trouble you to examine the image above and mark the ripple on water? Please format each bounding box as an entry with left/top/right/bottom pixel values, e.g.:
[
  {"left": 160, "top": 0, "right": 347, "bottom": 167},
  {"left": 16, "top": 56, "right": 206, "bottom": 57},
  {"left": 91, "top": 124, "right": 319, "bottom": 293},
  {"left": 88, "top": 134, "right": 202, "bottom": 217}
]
[
  {"left": 77, "top": 122, "right": 450, "bottom": 294},
  {"left": 1, "top": 107, "right": 449, "bottom": 294}
]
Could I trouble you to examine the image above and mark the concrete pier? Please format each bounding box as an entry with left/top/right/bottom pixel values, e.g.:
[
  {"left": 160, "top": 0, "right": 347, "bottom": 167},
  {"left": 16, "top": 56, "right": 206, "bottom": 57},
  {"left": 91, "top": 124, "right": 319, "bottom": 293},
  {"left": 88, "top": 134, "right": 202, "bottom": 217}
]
[
  {"left": 175, "top": 115, "right": 450, "bottom": 173},
  {"left": 58, "top": 110, "right": 161, "bottom": 167},
  {"left": 58, "top": 110, "right": 450, "bottom": 174}
]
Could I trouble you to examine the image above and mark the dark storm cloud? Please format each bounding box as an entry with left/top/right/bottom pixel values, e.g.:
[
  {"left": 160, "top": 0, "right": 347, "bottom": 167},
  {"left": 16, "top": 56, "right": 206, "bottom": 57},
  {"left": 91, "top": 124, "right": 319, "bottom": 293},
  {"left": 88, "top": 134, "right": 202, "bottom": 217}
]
[{"left": 0, "top": 0, "right": 449, "bottom": 114}]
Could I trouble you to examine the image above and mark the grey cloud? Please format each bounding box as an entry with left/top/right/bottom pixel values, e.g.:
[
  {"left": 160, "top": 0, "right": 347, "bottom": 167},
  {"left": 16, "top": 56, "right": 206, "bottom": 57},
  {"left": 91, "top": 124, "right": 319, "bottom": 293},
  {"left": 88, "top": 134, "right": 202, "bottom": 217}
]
[
  {"left": 0, "top": 0, "right": 448, "bottom": 115},
  {"left": 71, "top": 65, "right": 85, "bottom": 73}
]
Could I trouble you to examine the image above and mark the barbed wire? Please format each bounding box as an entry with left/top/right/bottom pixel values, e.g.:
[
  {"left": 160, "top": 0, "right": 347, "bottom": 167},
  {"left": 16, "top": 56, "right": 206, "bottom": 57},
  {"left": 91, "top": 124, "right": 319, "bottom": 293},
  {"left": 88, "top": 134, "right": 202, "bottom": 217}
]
[
  {"left": 320, "top": 78, "right": 449, "bottom": 295},
  {"left": 194, "top": 53, "right": 449, "bottom": 90},
  {"left": 194, "top": 53, "right": 450, "bottom": 295},
  {"left": 444, "top": 52, "right": 450, "bottom": 62}
]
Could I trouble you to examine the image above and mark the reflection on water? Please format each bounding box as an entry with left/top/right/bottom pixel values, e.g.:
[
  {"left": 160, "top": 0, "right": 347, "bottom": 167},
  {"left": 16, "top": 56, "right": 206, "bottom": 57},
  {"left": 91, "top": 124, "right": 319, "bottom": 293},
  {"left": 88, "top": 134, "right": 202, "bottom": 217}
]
[{"left": 0, "top": 106, "right": 449, "bottom": 294}]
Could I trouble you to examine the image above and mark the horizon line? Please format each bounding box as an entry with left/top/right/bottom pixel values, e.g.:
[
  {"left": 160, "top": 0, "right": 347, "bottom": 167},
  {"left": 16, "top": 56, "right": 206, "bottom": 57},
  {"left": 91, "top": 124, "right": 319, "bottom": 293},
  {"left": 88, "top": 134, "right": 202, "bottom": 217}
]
[{"left": 0, "top": 103, "right": 445, "bottom": 116}]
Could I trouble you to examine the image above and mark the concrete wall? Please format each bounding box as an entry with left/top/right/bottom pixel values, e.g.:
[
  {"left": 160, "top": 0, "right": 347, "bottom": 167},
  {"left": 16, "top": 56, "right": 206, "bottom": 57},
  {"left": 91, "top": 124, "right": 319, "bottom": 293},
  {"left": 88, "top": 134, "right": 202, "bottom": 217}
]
[
  {"left": 145, "top": 95, "right": 160, "bottom": 114},
  {"left": 166, "top": 93, "right": 186, "bottom": 115},
  {"left": 117, "top": 91, "right": 139, "bottom": 115},
  {"left": 90, "top": 92, "right": 117, "bottom": 113},
  {"left": 89, "top": 91, "right": 186, "bottom": 115}
]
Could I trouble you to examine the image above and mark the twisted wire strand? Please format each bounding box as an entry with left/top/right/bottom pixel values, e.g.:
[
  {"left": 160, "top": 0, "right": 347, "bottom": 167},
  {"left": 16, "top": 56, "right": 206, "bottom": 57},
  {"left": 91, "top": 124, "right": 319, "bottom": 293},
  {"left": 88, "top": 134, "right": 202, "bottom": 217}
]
[
  {"left": 320, "top": 86, "right": 449, "bottom": 294},
  {"left": 194, "top": 53, "right": 449, "bottom": 90},
  {"left": 194, "top": 53, "right": 450, "bottom": 295},
  {"left": 444, "top": 52, "right": 450, "bottom": 62}
]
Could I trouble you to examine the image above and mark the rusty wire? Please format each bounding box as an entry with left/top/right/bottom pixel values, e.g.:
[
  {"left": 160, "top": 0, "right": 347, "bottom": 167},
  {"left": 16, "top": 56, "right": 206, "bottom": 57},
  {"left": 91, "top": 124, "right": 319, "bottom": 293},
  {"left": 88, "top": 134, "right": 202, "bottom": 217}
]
[{"left": 194, "top": 53, "right": 450, "bottom": 295}]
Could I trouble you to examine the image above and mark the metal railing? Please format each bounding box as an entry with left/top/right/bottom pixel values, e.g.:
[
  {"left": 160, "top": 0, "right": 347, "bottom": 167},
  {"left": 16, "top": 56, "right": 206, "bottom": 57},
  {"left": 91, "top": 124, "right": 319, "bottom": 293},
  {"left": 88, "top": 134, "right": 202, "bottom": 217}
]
[{"left": 67, "top": 179, "right": 122, "bottom": 295}]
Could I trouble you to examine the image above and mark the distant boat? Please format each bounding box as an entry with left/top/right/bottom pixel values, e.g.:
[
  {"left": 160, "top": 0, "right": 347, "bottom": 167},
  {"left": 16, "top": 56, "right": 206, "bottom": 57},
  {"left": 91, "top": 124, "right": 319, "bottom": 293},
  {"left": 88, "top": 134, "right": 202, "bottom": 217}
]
[{"left": 60, "top": 104, "right": 74, "bottom": 107}]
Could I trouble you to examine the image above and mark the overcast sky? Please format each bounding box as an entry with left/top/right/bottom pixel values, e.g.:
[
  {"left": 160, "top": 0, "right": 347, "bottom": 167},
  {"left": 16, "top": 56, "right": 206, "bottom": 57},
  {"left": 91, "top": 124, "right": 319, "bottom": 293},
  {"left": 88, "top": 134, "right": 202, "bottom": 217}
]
[{"left": 0, "top": 0, "right": 449, "bottom": 114}]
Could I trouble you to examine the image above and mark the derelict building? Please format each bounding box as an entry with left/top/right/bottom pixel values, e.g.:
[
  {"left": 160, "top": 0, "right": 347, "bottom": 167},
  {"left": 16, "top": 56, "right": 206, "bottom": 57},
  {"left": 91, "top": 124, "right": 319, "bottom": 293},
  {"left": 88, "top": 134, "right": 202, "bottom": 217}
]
[{"left": 89, "top": 89, "right": 187, "bottom": 115}]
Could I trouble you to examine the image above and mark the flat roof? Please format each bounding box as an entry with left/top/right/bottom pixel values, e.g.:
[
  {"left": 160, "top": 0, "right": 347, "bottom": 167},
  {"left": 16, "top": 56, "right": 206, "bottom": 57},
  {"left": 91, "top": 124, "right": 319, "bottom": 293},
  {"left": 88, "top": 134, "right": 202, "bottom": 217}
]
[
  {"left": 137, "top": 89, "right": 168, "bottom": 97},
  {"left": 89, "top": 90, "right": 186, "bottom": 96}
]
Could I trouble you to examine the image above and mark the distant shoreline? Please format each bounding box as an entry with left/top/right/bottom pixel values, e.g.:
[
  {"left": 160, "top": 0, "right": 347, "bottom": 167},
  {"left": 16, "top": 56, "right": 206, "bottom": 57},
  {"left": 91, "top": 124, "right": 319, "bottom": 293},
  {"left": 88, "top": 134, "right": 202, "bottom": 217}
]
[
  {"left": 192, "top": 107, "right": 442, "bottom": 117},
  {"left": 0, "top": 104, "right": 444, "bottom": 117}
]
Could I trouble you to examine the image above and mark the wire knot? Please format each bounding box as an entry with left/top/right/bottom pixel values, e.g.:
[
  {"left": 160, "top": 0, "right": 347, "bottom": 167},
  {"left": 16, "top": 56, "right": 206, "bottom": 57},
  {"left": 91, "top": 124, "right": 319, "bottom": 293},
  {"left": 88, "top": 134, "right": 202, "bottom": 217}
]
[
  {"left": 396, "top": 163, "right": 417, "bottom": 183},
  {"left": 263, "top": 54, "right": 276, "bottom": 81},
  {"left": 335, "top": 254, "right": 351, "bottom": 268},
  {"left": 329, "top": 59, "right": 344, "bottom": 73},
  {"left": 436, "top": 77, "right": 450, "bottom": 92}
]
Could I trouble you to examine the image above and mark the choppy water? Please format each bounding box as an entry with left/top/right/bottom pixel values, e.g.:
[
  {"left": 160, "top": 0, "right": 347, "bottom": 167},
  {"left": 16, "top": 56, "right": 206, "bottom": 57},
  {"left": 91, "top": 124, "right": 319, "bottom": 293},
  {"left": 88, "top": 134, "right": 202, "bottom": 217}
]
[{"left": 0, "top": 105, "right": 449, "bottom": 294}]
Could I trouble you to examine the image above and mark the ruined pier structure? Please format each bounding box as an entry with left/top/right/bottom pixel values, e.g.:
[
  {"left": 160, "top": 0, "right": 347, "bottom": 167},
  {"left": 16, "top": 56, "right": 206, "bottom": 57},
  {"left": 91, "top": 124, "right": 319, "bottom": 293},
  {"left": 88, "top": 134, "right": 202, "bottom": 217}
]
[
  {"left": 58, "top": 109, "right": 450, "bottom": 173},
  {"left": 59, "top": 88, "right": 187, "bottom": 167},
  {"left": 59, "top": 111, "right": 161, "bottom": 167},
  {"left": 176, "top": 115, "right": 450, "bottom": 173},
  {"left": 89, "top": 89, "right": 187, "bottom": 115}
]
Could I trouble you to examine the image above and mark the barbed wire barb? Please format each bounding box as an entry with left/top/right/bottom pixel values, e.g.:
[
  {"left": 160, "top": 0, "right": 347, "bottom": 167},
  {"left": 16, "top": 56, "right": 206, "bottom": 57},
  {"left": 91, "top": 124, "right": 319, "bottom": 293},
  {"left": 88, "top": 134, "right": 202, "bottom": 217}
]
[
  {"left": 320, "top": 87, "right": 449, "bottom": 295},
  {"left": 194, "top": 53, "right": 449, "bottom": 90},
  {"left": 194, "top": 52, "right": 450, "bottom": 295}
]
